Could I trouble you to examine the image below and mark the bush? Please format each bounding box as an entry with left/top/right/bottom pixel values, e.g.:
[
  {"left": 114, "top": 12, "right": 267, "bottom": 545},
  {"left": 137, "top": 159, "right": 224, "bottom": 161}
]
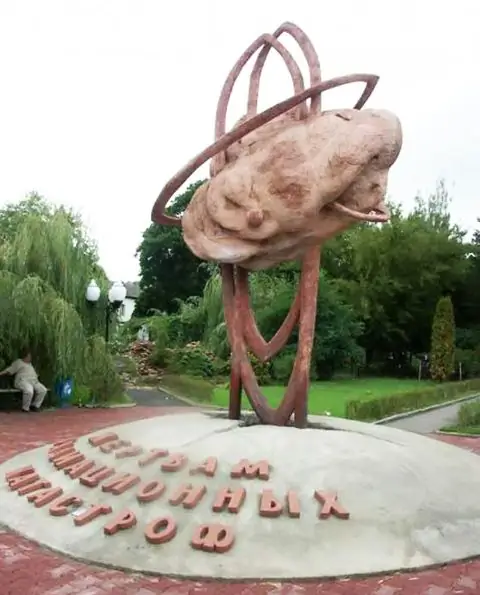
[
  {"left": 271, "top": 348, "right": 296, "bottom": 384},
  {"left": 346, "top": 378, "right": 480, "bottom": 421},
  {"left": 166, "top": 342, "right": 216, "bottom": 377},
  {"left": 457, "top": 400, "right": 480, "bottom": 427},
  {"left": 248, "top": 353, "right": 273, "bottom": 385},
  {"left": 71, "top": 384, "right": 92, "bottom": 407}
]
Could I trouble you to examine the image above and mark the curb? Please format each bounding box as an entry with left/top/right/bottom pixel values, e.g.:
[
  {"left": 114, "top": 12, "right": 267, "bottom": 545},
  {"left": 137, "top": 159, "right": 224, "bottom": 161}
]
[
  {"left": 435, "top": 430, "right": 480, "bottom": 438},
  {"left": 156, "top": 385, "right": 220, "bottom": 409},
  {"left": 375, "top": 392, "right": 480, "bottom": 425},
  {"left": 82, "top": 402, "right": 137, "bottom": 409}
]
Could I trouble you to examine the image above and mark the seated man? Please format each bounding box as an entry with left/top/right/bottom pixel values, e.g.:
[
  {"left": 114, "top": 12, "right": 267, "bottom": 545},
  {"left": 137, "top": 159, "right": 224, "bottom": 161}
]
[{"left": 0, "top": 350, "right": 47, "bottom": 412}]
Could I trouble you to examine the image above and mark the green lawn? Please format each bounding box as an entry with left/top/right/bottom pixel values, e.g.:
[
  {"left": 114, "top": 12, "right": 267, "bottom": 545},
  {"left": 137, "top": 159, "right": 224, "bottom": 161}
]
[{"left": 212, "top": 377, "right": 435, "bottom": 417}]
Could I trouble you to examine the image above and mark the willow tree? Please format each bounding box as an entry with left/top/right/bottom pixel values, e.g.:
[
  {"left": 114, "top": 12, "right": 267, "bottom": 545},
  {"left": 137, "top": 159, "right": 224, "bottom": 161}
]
[{"left": 0, "top": 195, "right": 123, "bottom": 402}]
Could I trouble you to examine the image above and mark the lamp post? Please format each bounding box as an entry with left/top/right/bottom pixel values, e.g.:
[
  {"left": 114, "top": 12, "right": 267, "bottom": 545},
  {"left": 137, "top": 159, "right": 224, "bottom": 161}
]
[{"left": 85, "top": 280, "right": 127, "bottom": 343}]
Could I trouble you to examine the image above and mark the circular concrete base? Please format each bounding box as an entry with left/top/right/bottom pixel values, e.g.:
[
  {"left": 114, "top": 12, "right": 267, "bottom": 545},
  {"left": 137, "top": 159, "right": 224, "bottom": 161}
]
[{"left": 1, "top": 412, "right": 480, "bottom": 580}]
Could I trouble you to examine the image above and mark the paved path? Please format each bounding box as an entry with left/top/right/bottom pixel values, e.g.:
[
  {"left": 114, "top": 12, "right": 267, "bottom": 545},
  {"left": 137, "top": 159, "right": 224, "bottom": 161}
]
[
  {"left": 0, "top": 407, "right": 480, "bottom": 594},
  {"left": 383, "top": 395, "right": 480, "bottom": 434},
  {"left": 127, "top": 386, "right": 190, "bottom": 407}
]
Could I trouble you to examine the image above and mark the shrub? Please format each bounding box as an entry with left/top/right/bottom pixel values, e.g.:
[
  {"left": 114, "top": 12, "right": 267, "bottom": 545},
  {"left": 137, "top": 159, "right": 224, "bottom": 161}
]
[
  {"left": 346, "top": 378, "right": 480, "bottom": 421},
  {"left": 71, "top": 384, "right": 92, "bottom": 407},
  {"left": 167, "top": 342, "right": 216, "bottom": 377},
  {"left": 430, "top": 296, "right": 455, "bottom": 381},
  {"left": 248, "top": 353, "right": 273, "bottom": 385},
  {"left": 211, "top": 357, "right": 230, "bottom": 377},
  {"left": 457, "top": 400, "right": 480, "bottom": 427}
]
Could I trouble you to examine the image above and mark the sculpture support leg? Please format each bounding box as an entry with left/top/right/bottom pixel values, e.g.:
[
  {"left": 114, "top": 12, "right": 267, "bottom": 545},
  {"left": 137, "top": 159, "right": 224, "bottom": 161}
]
[
  {"left": 221, "top": 250, "right": 320, "bottom": 427},
  {"left": 228, "top": 361, "right": 242, "bottom": 420},
  {"left": 292, "top": 246, "right": 321, "bottom": 428}
]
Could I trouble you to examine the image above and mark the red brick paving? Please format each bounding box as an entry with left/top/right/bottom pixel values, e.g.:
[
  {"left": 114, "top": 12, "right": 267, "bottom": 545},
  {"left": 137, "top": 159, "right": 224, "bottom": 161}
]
[{"left": 0, "top": 407, "right": 479, "bottom": 594}]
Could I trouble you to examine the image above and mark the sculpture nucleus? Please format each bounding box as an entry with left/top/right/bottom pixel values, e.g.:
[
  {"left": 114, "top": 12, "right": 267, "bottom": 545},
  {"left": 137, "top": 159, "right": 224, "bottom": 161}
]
[{"left": 151, "top": 22, "right": 403, "bottom": 427}]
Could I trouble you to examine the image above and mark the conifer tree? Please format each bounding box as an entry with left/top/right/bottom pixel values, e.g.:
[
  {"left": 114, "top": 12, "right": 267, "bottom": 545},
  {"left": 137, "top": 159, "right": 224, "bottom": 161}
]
[{"left": 430, "top": 296, "right": 455, "bottom": 381}]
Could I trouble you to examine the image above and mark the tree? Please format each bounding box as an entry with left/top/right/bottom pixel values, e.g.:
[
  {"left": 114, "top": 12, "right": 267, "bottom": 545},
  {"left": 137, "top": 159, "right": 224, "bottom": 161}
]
[
  {"left": 135, "top": 181, "right": 211, "bottom": 315},
  {"left": 256, "top": 271, "right": 364, "bottom": 379},
  {"left": 453, "top": 218, "right": 480, "bottom": 334},
  {"left": 430, "top": 295, "right": 455, "bottom": 382},
  {"left": 0, "top": 196, "right": 122, "bottom": 402},
  {"left": 323, "top": 181, "right": 469, "bottom": 366}
]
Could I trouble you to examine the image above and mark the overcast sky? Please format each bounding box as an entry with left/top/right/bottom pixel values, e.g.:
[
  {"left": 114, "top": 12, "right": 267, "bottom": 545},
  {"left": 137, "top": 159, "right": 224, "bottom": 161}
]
[{"left": 0, "top": 1, "right": 478, "bottom": 282}]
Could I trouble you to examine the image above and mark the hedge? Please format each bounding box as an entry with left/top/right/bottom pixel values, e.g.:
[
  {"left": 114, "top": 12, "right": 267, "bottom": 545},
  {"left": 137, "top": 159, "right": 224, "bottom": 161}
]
[{"left": 345, "top": 378, "right": 480, "bottom": 421}]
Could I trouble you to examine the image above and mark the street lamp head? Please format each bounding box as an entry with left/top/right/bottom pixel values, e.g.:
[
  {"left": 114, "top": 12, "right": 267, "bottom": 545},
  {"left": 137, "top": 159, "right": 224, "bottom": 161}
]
[
  {"left": 108, "top": 281, "right": 127, "bottom": 305},
  {"left": 85, "top": 279, "right": 101, "bottom": 303}
]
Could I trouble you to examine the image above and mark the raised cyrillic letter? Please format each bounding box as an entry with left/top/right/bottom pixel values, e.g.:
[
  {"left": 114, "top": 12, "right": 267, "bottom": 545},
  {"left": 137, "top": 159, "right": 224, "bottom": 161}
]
[
  {"left": 49, "top": 495, "right": 83, "bottom": 516},
  {"left": 27, "top": 486, "right": 63, "bottom": 508},
  {"left": 190, "top": 457, "right": 218, "bottom": 478},
  {"left": 115, "top": 445, "right": 143, "bottom": 459},
  {"left": 8, "top": 471, "right": 40, "bottom": 491},
  {"left": 212, "top": 487, "right": 246, "bottom": 514},
  {"left": 63, "top": 459, "right": 95, "bottom": 479},
  {"left": 145, "top": 516, "right": 177, "bottom": 544},
  {"left": 88, "top": 432, "right": 118, "bottom": 447},
  {"left": 137, "top": 448, "right": 168, "bottom": 467},
  {"left": 54, "top": 451, "right": 85, "bottom": 470},
  {"left": 49, "top": 444, "right": 75, "bottom": 462},
  {"left": 286, "top": 490, "right": 301, "bottom": 518},
  {"left": 101, "top": 473, "right": 140, "bottom": 496},
  {"left": 103, "top": 509, "right": 137, "bottom": 535},
  {"left": 79, "top": 465, "right": 114, "bottom": 488},
  {"left": 5, "top": 465, "right": 35, "bottom": 482},
  {"left": 17, "top": 479, "right": 51, "bottom": 496},
  {"left": 161, "top": 453, "right": 187, "bottom": 472},
  {"left": 259, "top": 489, "right": 283, "bottom": 518},
  {"left": 168, "top": 483, "right": 206, "bottom": 509},
  {"left": 136, "top": 480, "right": 166, "bottom": 503},
  {"left": 314, "top": 491, "right": 350, "bottom": 520},
  {"left": 99, "top": 439, "right": 131, "bottom": 454},
  {"left": 191, "top": 524, "right": 235, "bottom": 553},
  {"left": 73, "top": 504, "right": 112, "bottom": 527},
  {"left": 230, "top": 459, "right": 269, "bottom": 480}
]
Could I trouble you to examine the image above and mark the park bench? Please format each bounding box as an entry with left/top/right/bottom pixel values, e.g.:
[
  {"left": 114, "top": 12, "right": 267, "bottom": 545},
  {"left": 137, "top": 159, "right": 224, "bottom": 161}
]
[{"left": 0, "top": 375, "right": 52, "bottom": 411}]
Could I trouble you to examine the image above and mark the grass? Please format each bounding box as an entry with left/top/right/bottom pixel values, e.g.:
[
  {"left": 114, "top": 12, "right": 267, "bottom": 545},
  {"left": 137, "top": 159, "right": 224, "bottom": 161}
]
[
  {"left": 160, "top": 374, "right": 216, "bottom": 403},
  {"left": 109, "top": 392, "right": 134, "bottom": 405},
  {"left": 440, "top": 425, "right": 480, "bottom": 435},
  {"left": 212, "top": 377, "right": 436, "bottom": 417}
]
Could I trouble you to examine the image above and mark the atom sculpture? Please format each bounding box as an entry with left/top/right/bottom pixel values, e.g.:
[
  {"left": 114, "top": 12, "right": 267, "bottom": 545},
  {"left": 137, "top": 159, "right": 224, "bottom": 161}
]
[{"left": 151, "top": 22, "right": 402, "bottom": 428}]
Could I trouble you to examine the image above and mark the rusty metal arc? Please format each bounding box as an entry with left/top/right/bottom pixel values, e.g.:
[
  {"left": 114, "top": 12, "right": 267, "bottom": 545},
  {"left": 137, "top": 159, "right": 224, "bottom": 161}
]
[{"left": 150, "top": 73, "right": 378, "bottom": 228}]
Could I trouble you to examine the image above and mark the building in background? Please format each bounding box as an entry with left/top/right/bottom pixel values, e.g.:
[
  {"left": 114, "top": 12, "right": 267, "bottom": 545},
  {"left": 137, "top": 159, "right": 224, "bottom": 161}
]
[{"left": 118, "top": 281, "right": 140, "bottom": 322}]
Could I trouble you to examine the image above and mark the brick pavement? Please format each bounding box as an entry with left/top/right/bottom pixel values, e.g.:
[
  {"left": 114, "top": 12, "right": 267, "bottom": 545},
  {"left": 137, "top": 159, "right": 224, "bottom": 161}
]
[{"left": 0, "top": 407, "right": 479, "bottom": 594}]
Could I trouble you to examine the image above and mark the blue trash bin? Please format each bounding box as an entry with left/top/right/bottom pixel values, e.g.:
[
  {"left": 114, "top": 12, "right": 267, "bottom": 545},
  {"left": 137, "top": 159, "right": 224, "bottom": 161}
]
[{"left": 55, "top": 377, "right": 74, "bottom": 408}]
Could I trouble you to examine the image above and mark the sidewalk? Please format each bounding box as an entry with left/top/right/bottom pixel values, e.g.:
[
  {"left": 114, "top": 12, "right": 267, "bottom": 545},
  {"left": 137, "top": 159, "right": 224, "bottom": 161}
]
[
  {"left": 383, "top": 396, "right": 480, "bottom": 434},
  {"left": 126, "top": 386, "right": 191, "bottom": 407}
]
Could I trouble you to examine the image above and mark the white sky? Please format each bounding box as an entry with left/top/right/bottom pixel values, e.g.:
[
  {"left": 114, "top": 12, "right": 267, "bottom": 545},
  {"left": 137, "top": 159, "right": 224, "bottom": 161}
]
[{"left": 0, "top": 0, "right": 478, "bottom": 282}]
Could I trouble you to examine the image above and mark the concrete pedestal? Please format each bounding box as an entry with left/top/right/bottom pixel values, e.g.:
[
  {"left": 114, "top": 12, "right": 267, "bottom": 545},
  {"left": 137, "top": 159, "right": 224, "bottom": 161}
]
[{"left": 1, "top": 412, "right": 480, "bottom": 580}]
